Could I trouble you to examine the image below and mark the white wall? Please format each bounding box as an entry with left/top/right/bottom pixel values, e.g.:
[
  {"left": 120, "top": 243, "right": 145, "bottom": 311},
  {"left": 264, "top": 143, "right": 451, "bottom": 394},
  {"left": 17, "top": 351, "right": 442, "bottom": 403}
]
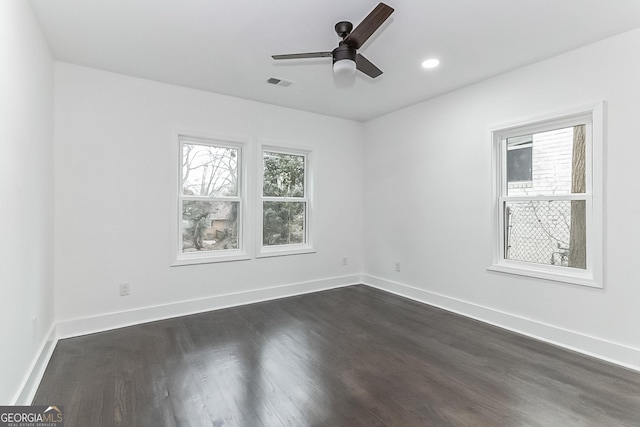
[
  {"left": 363, "top": 28, "right": 640, "bottom": 368},
  {"left": 0, "top": 1, "right": 54, "bottom": 404},
  {"left": 54, "top": 63, "right": 364, "bottom": 332}
]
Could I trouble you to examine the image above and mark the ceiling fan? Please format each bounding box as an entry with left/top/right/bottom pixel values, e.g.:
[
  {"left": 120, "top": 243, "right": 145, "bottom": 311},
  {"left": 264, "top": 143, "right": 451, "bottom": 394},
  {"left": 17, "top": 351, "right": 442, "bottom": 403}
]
[{"left": 272, "top": 2, "right": 394, "bottom": 79}]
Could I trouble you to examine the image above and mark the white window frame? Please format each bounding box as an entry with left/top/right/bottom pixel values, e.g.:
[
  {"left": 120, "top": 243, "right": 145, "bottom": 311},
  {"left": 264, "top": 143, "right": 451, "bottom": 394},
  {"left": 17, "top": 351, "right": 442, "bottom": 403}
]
[
  {"left": 488, "top": 102, "right": 604, "bottom": 288},
  {"left": 172, "top": 132, "right": 251, "bottom": 266},
  {"left": 257, "top": 143, "right": 315, "bottom": 258}
]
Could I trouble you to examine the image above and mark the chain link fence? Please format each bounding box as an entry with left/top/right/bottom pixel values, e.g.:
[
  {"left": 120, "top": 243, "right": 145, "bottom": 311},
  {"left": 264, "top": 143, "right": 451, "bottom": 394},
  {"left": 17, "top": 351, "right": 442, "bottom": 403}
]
[{"left": 506, "top": 201, "right": 572, "bottom": 267}]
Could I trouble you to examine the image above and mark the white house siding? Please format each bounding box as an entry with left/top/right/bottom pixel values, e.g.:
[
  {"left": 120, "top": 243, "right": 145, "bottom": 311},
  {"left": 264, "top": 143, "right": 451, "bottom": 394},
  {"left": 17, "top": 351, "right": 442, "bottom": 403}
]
[{"left": 532, "top": 127, "right": 574, "bottom": 195}]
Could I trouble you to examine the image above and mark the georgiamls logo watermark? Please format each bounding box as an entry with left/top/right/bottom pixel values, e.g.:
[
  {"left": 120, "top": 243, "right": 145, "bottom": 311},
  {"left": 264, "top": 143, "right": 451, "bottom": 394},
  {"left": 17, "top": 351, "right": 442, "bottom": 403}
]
[{"left": 0, "top": 405, "right": 63, "bottom": 427}]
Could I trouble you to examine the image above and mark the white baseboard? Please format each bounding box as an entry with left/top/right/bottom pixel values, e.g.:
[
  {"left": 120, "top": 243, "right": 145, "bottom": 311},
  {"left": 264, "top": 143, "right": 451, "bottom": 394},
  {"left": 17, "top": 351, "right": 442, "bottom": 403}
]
[
  {"left": 56, "top": 274, "right": 361, "bottom": 339},
  {"left": 363, "top": 274, "right": 640, "bottom": 373},
  {"left": 12, "top": 324, "right": 57, "bottom": 405}
]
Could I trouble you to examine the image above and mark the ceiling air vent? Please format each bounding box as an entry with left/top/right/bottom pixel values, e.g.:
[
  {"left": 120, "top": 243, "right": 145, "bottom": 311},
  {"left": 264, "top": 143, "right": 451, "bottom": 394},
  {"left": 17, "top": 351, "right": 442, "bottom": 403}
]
[{"left": 267, "top": 78, "right": 293, "bottom": 87}]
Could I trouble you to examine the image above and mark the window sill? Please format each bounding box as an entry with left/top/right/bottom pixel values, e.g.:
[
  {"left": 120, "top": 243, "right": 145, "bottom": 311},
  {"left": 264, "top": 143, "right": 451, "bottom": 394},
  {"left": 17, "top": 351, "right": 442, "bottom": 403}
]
[
  {"left": 172, "top": 251, "right": 251, "bottom": 266},
  {"left": 256, "top": 245, "right": 316, "bottom": 259},
  {"left": 487, "top": 262, "right": 602, "bottom": 289}
]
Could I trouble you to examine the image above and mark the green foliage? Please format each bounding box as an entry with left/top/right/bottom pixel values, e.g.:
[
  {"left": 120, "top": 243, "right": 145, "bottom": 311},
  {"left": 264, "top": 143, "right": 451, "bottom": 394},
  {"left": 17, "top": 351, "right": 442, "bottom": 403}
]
[
  {"left": 263, "top": 202, "right": 305, "bottom": 246},
  {"left": 263, "top": 152, "right": 304, "bottom": 197},
  {"left": 262, "top": 152, "right": 306, "bottom": 246}
]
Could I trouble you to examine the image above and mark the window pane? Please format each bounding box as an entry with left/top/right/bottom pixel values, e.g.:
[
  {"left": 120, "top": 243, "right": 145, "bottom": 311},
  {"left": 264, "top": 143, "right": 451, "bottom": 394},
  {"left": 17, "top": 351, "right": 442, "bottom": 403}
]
[
  {"left": 263, "top": 151, "right": 305, "bottom": 197},
  {"left": 507, "top": 136, "right": 532, "bottom": 182},
  {"left": 263, "top": 201, "right": 305, "bottom": 246},
  {"left": 504, "top": 200, "right": 586, "bottom": 269},
  {"left": 507, "top": 126, "right": 585, "bottom": 196},
  {"left": 182, "top": 201, "right": 238, "bottom": 252},
  {"left": 182, "top": 143, "right": 238, "bottom": 197}
]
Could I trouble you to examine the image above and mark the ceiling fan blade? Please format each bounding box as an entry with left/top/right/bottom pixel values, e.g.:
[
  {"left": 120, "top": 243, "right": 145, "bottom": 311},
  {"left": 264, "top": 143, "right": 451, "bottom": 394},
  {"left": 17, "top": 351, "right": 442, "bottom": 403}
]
[
  {"left": 272, "top": 52, "right": 332, "bottom": 60},
  {"left": 343, "top": 2, "right": 394, "bottom": 49},
  {"left": 356, "top": 54, "right": 383, "bottom": 78}
]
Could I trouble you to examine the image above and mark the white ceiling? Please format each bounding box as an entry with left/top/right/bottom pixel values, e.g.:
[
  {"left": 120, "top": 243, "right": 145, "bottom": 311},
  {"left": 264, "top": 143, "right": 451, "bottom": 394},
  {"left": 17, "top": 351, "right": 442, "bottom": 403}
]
[{"left": 30, "top": 0, "right": 640, "bottom": 122}]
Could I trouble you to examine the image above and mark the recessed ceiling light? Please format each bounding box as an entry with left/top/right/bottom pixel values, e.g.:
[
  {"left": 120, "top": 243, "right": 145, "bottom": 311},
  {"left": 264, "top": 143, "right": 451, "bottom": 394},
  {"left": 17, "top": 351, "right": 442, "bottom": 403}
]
[{"left": 421, "top": 58, "right": 440, "bottom": 69}]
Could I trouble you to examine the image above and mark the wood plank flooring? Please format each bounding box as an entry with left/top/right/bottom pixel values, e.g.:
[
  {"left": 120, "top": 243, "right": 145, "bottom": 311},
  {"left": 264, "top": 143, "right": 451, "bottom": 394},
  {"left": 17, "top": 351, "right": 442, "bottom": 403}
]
[{"left": 34, "top": 285, "right": 640, "bottom": 426}]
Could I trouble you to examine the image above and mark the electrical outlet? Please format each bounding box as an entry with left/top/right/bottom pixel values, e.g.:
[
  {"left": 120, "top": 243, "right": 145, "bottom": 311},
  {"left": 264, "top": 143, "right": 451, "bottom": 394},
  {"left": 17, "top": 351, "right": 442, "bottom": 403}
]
[
  {"left": 395, "top": 262, "right": 401, "bottom": 272},
  {"left": 119, "top": 282, "right": 130, "bottom": 296},
  {"left": 342, "top": 257, "right": 348, "bottom": 266}
]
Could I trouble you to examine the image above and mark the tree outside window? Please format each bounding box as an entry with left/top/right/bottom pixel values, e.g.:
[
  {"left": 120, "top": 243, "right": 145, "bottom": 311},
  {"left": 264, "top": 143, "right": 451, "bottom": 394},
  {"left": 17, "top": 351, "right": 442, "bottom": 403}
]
[
  {"left": 179, "top": 139, "right": 242, "bottom": 256},
  {"left": 262, "top": 151, "right": 307, "bottom": 247}
]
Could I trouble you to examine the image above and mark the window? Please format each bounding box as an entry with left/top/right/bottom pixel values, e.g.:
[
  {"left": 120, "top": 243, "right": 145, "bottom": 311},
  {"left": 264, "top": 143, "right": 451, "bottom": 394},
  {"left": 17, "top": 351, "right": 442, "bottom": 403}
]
[
  {"left": 174, "top": 135, "right": 248, "bottom": 265},
  {"left": 489, "top": 103, "right": 604, "bottom": 287},
  {"left": 258, "top": 146, "right": 314, "bottom": 257}
]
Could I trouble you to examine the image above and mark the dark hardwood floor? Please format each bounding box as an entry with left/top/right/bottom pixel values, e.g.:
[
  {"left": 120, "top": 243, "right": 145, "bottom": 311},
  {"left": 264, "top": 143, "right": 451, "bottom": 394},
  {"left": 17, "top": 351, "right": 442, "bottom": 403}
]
[{"left": 34, "top": 285, "right": 640, "bottom": 426}]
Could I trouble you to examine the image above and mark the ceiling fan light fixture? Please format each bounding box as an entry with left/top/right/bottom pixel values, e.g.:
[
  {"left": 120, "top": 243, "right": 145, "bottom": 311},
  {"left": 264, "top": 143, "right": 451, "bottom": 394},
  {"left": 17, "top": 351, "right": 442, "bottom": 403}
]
[{"left": 333, "top": 59, "right": 357, "bottom": 77}]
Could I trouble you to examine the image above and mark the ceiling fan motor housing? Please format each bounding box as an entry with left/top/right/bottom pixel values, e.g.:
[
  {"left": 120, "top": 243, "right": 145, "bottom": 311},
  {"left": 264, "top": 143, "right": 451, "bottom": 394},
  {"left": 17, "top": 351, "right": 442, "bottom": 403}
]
[{"left": 332, "top": 44, "right": 356, "bottom": 64}]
